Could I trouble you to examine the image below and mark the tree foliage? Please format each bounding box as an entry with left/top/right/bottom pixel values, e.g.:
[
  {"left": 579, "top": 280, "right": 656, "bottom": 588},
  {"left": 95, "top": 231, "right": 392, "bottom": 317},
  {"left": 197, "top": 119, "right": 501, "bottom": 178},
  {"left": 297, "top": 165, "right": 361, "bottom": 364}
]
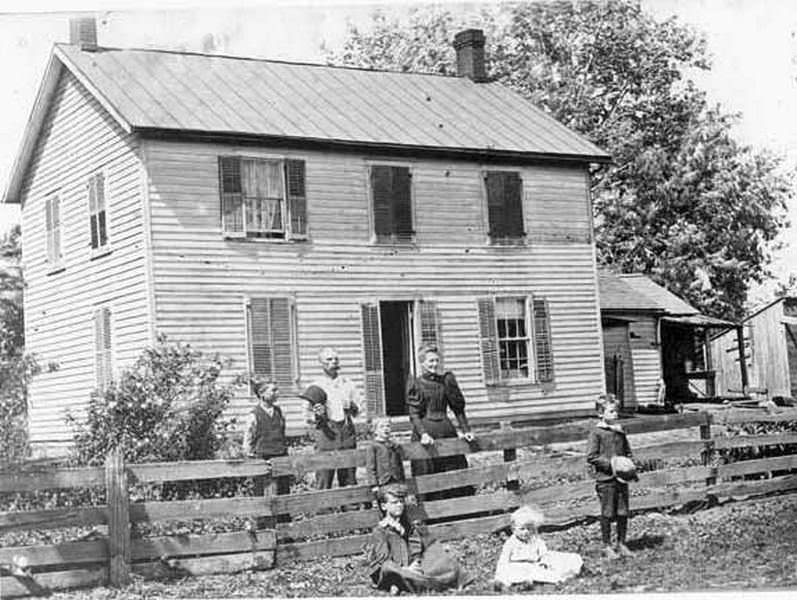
[
  {"left": 67, "top": 335, "right": 244, "bottom": 466},
  {"left": 325, "top": 0, "right": 794, "bottom": 320}
]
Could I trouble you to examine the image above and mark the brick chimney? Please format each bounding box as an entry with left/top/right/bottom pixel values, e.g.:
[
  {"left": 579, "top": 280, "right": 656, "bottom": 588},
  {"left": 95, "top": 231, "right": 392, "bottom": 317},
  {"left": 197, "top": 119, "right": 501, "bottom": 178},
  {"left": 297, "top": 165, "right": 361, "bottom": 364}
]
[
  {"left": 453, "top": 29, "right": 486, "bottom": 82},
  {"left": 69, "top": 17, "right": 98, "bottom": 51}
]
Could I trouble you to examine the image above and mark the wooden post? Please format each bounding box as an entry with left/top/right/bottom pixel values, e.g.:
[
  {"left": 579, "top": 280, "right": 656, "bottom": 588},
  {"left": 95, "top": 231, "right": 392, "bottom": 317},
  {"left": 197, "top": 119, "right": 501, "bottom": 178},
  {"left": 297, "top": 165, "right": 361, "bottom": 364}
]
[
  {"left": 105, "top": 446, "right": 130, "bottom": 586},
  {"left": 501, "top": 421, "right": 519, "bottom": 492},
  {"left": 260, "top": 472, "right": 278, "bottom": 530},
  {"left": 700, "top": 414, "right": 716, "bottom": 488},
  {"left": 736, "top": 325, "right": 749, "bottom": 392}
]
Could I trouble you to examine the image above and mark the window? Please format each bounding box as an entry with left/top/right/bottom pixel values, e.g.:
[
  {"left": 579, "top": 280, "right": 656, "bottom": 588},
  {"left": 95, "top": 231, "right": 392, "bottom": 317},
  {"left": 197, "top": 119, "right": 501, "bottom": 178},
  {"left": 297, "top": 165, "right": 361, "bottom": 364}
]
[
  {"left": 88, "top": 172, "right": 109, "bottom": 252},
  {"left": 45, "top": 194, "right": 62, "bottom": 267},
  {"left": 478, "top": 296, "right": 554, "bottom": 385},
  {"left": 93, "top": 306, "right": 113, "bottom": 392},
  {"left": 370, "top": 165, "right": 414, "bottom": 242},
  {"left": 246, "top": 297, "right": 299, "bottom": 389},
  {"left": 484, "top": 170, "right": 525, "bottom": 242},
  {"left": 219, "top": 157, "right": 307, "bottom": 239}
]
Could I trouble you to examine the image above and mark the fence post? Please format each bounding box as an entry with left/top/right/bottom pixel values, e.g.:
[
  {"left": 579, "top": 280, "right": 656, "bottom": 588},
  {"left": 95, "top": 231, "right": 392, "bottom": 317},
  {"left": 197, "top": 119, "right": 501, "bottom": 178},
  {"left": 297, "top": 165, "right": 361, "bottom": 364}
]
[
  {"left": 105, "top": 446, "right": 131, "bottom": 586},
  {"left": 700, "top": 413, "right": 716, "bottom": 488},
  {"left": 501, "top": 421, "right": 519, "bottom": 492}
]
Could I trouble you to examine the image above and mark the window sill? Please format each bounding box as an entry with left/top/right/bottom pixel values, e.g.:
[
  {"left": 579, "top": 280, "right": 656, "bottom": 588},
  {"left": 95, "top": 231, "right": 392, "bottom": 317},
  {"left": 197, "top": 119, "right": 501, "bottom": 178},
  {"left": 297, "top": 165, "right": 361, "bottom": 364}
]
[
  {"left": 90, "top": 246, "right": 113, "bottom": 260},
  {"left": 46, "top": 263, "right": 66, "bottom": 275},
  {"left": 487, "top": 379, "right": 556, "bottom": 393},
  {"left": 222, "top": 234, "right": 309, "bottom": 244},
  {"left": 488, "top": 237, "right": 527, "bottom": 247},
  {"left": 371, "top": 237, "right": 418, "bottom": 248}
]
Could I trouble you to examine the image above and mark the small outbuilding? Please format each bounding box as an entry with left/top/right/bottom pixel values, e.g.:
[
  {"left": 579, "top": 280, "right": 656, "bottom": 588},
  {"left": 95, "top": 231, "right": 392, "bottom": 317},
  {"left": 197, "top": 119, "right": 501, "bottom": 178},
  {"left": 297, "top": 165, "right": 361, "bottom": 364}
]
[{"left": 598, "top": 271, "right": 735, "bottom": 409}]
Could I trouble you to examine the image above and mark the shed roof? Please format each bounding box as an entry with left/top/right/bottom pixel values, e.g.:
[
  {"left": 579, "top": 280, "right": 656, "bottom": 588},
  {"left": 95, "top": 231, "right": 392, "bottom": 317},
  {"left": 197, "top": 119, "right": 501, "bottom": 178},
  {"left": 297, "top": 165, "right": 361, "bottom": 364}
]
[
  {"left": 598, "top": 271, "right": 700, "bottom": 315},
  {"left": 3, "top": 43, "right": 610, "bottom": 204}
]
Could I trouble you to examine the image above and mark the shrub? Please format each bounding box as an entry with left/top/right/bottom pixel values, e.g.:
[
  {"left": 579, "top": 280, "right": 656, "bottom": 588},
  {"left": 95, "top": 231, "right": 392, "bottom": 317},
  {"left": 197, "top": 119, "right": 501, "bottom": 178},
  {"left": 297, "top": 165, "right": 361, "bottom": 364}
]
[
  {"left": 0, "top": 324, "right": 40, "bottom": 466},
  {"left": 67, "top": 334, "right": 245, "bottom": 466}
]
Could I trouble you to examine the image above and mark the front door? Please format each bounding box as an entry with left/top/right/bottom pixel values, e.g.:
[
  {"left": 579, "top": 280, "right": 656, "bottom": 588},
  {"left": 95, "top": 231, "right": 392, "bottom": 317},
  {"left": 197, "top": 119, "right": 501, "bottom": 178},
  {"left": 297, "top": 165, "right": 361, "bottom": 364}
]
[{"left": 379, "top": 301, "right": 414, "bottom": 416}]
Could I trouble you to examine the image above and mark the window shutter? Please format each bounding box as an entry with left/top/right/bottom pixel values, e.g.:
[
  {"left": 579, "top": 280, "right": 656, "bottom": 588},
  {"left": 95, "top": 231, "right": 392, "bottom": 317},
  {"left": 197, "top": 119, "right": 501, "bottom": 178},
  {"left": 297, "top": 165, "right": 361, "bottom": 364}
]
[
  {"left": 361, "top": 303, "right": 385, "bottom": 417},
  {"left": 269, "top": 298, "right": 295, "bottom": 388},
  {"left": 371, "top": 165, "right": 393, "bottom": 238},
  {"left": 503, "top": 172, "right": 524, "bottom": 238},
  {"left": 393, "top": 167, "right": 413, "bottom": 241},
  {"left": 532, "top": 297, "right": 554, "bottom": 383},
  {"left": 485, "top": 172, "right": 506, "bottom": 238},
  {"left": 249, "top": 298, "right": 273, "bottom": 378},
  {"left": 88, "top": 179, "right": 98, "bottom": 249},
  {"left": 219, "top": 156, "right": 244, "bottom": 235},
  {"left": 94, "top": 307, "right": 112, "bottom": 391},
  {"left": 51, "top": 196, "right": 61, "bottom": 263},
  {"left": 477, "top": 298, "right": 500, "bottom": 385},
  {"left": 45, "top": 197, "right": 55, "bottom": 263},
  {"left": 96, "top": 173, "right": 108, "bottom": 247},
  {"left": 285, "top": 160, "right": 307, "bottom": 238},
  {"left": 417, "top": 300, "right": 443, "bottom": 368}
]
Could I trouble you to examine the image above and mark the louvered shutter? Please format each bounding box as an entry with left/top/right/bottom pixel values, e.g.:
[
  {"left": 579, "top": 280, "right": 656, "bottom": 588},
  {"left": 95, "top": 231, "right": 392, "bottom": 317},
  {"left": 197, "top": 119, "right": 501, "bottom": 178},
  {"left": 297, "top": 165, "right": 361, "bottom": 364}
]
[
  {"left": 51, "top": 196, "right": 61, "bottom": 263},
  {"left": 96, "top": 173, "right": 108, "bottom": 247},
  {"left": 393, "top": 167, "right": 413, "bottom": 241},
  {"left": 371, "top": 166, "right": 393, "bottom": 238},
  {"left": 417, "top": 300, "right": 443, "bottom": 368},
  {"left": 45, "top": 197, "right": 55, "bottom": 263},
  {"left": 361, "top": 303, "right": 385, "bottom": 417},
  {"left": 219, "top": 156, "right": 244, "bottom": 235},
  {"left": 285, "top": 160, "right": 307, "bottom": 238},
  {"left": 88, "top": 178, "right": 99, "bottom": 249},
  {"left": 532, "top": 297, "right": 554, "bottom": 383},
  {"left": 249, "top": 298, "right": 273, "bottom": 378},
  {"left": 485, "top": 172, "right": 506, "bottom": 238},
  {"left": 269, "top": 298, "right": 295, "bottom": 388},
  {"left": 477, "top": 298, "right": 500, "bottom": 385},
  {"left": 503, "top": 172, "right": 524, "bottom": 238}
]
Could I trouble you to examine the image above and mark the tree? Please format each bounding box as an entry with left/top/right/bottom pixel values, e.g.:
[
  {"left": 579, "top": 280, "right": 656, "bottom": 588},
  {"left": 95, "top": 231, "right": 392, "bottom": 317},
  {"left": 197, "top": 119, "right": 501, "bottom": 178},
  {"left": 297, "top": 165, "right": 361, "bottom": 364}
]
[{"left": 325, "top": 1, "right": 794, "bottom": 320}]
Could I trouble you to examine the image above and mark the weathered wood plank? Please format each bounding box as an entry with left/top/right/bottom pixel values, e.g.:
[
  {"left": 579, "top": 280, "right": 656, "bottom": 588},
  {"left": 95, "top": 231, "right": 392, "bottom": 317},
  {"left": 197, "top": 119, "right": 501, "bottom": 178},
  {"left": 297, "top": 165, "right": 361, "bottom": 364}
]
[
  {"left": 0, "top": 507, "right": 107, "bottom": 531},
  {"left": 717, "top": 455, "right": 797, "bottom": 479},
  {"left": 276, "top": 533, "right": 371, "bottom": 563},
  {"left": 634, "top": 440, "right": 707, "bottom": 461},
  {"left": 713, "top": 433, "right": 797, "bottom": 450},
  {"left": 708, "top": 473, "right": 797, "bottom": 498},
  {"left": 105, "top": 447, "right": 130, "bottom": 586},
  {"left": 131, "top": 530, "right": 276, "bottom": 561},
  {"left": 133, "top": 551, "right": 274, "bottom": 578},
  {"left": 413, "top": 463, "right": 515, "bottom": 494},
  {"left": 271, "top": 486, "right": 372, "bottom": 515},
  {"left": 129, "top": 496, "right": 271, "bottom": 523},
  {"left": 716, "top": 408, "right": 797, "bottom": 425},
  {"left": 0, "top": 467, "right": 104, "bottom": 492},
  {"left": 422, "top": 491, "right": 517, "bottom": 520},
  {"left": 0, "top": 540, "right": 107, "bottom": 568},
  {"left": 127, "top": 459, "right": 271, "bottom": 483},
  {"left": 276, "top": 509, "right": 379, "bottom": 540},
  {"left": 429, "top": 513, "right": 509, "bottom": 541},
  {"left": 521, "top": 480, "right": 595, "bottom": 505},
  {"left": 638, "top": 465, "right": 714, "bottom": 487},
  {"left": 0, "top": 567, "right": 108, "bottom": 598}
]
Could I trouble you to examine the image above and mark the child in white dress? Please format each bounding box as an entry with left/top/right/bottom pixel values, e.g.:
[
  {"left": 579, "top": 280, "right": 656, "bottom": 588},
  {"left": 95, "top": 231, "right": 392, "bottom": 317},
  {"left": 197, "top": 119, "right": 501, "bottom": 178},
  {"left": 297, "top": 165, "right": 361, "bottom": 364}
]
[{"left": 494, "top": 505, "right": 583, "bottom": 588}]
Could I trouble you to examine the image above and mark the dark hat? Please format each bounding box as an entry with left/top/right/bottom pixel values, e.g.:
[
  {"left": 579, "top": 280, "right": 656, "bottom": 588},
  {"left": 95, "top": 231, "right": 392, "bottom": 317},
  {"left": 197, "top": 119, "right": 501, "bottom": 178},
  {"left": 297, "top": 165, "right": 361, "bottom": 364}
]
[
  {"left": 299, "top": 384, "right": 327, "bottom": 406},
  {"left": 611, "top": 456, "right": 638, "bottom": 483}
]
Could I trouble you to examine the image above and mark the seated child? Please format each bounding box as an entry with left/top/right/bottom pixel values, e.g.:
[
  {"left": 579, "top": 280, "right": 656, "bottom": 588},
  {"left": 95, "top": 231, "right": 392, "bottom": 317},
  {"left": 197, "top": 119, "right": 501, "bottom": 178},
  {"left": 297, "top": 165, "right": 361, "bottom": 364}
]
[
  {"left": 365, "top": 417, "right": 406, "bottom": 491},
  {"left": 364, "top": 483, "right": 471, "bottom": 595},
  {"left": 586, "top": 393, "right": 636, "bottom": 559},
  {"left": 494, "top": 505, "right": 583, "bottom": 588}
]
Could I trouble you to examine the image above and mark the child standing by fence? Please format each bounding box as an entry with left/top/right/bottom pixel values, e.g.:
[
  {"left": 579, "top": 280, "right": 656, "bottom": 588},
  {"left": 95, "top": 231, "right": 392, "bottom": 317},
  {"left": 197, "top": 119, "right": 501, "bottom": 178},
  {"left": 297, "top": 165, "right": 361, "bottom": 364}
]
[
  {"left": 365, "top": 417, "right": 406, "bottom": 491},
  {"left": 494, "top": 505, "right": 583, "bottom": 589},
  {"left": 586, "top": 394, "right": 637, "bottom": 559}
]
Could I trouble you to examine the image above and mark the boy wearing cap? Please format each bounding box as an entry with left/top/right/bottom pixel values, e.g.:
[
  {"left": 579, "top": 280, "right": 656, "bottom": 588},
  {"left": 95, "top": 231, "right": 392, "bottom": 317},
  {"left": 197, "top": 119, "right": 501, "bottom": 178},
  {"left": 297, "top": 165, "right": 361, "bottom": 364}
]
[
  {"left": 586, "top": 394, "right": 637, "bottom": 559},
  {"left": 243, "top": 378, "right": 290, "bottom": 496}
]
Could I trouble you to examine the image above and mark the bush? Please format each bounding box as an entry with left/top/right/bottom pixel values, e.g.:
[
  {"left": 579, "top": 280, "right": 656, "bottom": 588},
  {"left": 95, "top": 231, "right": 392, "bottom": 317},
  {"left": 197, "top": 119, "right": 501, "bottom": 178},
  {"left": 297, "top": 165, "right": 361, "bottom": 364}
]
[
  {"left": 67, "top": 334, "right": 245, "bottom": 466},
  {"left": 0, "top": 324, "right": 40, "bottom": 466}
]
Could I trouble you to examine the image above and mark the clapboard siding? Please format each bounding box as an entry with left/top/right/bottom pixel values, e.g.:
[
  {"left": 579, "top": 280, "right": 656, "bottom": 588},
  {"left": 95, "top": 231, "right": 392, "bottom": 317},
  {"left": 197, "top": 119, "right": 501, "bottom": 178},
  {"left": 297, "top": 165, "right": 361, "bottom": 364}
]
[
  {"left": 628, "top": 317, "right": 661, "bottom": 405},
  {"left": 144, "top": 140, "right": 603, "bottom": 431},
  {"left": 19, "top": 70, "right": 149, "bottom": 447}
]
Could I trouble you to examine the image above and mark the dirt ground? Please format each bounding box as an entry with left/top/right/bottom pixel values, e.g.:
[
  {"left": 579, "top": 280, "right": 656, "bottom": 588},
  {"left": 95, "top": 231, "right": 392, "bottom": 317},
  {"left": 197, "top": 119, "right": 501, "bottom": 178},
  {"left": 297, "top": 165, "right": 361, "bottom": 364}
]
[{"left": 41, "top": 492, "right": 797, "bottom": 599}]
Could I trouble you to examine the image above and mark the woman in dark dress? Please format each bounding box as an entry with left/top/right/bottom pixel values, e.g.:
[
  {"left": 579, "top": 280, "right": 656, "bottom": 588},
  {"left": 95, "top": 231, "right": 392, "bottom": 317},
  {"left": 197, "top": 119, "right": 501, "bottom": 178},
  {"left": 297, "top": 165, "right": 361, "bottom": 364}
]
[{"left": 407, "top": 344, "right": 475, "bottom": 500}]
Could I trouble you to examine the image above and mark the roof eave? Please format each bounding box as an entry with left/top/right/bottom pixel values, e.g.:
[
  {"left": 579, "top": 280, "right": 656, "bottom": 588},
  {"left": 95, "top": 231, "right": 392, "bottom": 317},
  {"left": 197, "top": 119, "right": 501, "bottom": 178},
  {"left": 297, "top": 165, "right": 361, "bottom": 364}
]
[
  {"left": 133, "top": 127, "right": 612, "bottom": 165},
  {"left": 2, "top": 45, "right": 133, "bottom": 205}
]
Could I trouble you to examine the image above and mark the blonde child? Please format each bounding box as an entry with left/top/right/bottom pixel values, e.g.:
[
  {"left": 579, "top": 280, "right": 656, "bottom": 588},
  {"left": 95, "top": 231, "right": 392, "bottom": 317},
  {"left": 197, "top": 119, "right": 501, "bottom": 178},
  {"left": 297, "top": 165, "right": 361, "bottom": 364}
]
[
  {"left": 586, "top": 393, "right": 637, "bottom": 559},
  {"left": 365, "top": 417, "right": 406, "bottom": 491},
  {"left": 494, "top": 505, "right": 583, "bottom": 588}
]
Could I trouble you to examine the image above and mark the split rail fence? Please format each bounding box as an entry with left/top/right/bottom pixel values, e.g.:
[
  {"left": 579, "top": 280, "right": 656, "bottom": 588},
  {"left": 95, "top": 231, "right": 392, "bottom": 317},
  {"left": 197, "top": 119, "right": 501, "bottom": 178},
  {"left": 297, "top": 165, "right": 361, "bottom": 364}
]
[{"left": 2, "top": 408, "right": 797, "bottom": 597}]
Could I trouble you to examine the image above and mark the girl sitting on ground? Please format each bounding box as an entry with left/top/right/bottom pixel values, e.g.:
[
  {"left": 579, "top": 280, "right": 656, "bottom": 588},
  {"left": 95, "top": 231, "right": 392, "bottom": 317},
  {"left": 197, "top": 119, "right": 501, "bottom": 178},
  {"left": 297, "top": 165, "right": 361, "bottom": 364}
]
[
  {"left": 363, "top": 483, "right": 471, "bottom": 595},
  {"left": 494, "top": 504, "right": 583, "bottom": 589}
]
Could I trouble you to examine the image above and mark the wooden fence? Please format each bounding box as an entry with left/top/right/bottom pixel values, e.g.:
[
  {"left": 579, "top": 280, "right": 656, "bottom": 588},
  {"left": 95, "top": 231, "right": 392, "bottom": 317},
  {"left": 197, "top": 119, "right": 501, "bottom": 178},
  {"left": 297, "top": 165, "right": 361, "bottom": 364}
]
[{"left": 2, "top": 408, "right": 797, "bottom": 597}]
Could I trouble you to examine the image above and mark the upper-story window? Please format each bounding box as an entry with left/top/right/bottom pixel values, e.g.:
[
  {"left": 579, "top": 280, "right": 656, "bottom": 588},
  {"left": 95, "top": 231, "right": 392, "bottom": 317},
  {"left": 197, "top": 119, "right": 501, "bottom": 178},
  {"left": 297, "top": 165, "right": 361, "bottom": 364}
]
[
  {"left": 484, "top": 170, "right": 525, "bottom": 243},
  {"left": 88, "top": 172, "right": 110, "bottom": 253},
  {"left": 45, "top": 194, "right": 63, "bottom": 268},
  {"left": 370, "top": 165, "right": 414, "bottom": 243},
  {"left": 219, "top": 156, "right": 307, "bottom": 240}
]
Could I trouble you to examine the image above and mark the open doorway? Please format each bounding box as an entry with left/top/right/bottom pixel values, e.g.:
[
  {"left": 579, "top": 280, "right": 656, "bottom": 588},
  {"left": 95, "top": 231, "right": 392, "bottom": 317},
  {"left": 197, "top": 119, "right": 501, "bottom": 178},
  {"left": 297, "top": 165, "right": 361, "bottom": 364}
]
[{"left": 379, "top": 301, "right": 415, "bottom": 416}]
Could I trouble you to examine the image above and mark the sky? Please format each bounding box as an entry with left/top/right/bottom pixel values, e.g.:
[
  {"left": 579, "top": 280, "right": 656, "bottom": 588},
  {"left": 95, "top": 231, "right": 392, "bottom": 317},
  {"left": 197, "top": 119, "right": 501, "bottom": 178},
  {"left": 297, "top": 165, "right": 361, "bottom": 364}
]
[{"left": 0, "top": 0, "right": 795, "bottom": 299}]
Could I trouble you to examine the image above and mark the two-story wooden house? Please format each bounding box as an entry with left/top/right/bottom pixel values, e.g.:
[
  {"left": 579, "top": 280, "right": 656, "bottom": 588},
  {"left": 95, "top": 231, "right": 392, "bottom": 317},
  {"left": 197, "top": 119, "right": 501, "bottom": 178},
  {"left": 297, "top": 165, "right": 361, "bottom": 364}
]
[{"left": 3, "top": 20, "right": 611, "bottom": 453}]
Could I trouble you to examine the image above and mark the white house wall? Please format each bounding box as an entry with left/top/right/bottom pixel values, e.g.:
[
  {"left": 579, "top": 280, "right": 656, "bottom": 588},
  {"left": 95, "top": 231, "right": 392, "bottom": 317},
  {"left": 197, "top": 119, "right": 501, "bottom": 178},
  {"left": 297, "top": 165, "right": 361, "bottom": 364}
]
[
  {"left": 19, "top": 70, "right": 150, "bottom": 451},
  {"left": 143, "top": 140, "right": 604, "bottom": 432}
]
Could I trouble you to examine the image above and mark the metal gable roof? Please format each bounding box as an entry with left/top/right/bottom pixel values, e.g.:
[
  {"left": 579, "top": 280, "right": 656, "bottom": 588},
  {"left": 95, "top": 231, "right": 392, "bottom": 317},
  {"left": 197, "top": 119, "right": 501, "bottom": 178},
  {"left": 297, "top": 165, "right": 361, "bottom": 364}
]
[{"left": 59, "top": 43, "right": 608, "bottom": 156}]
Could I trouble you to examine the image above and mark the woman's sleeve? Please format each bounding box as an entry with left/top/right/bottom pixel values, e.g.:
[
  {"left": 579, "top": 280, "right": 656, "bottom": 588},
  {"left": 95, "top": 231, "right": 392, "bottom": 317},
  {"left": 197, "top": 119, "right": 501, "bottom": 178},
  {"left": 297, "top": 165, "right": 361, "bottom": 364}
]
[
  {"left": 406, "top": 379, "right": 427, "bottom": 436},
  {"left": 586, "top": 430, "right": 612, "bottom": 474},
  {"left": 443, "top": 372, "right": 470, "bottom": 432}
]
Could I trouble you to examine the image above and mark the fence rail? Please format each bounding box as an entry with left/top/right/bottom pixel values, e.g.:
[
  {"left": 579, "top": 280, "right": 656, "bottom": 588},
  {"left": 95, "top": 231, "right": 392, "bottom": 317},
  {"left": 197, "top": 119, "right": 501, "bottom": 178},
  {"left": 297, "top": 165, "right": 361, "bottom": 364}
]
[{"left": 2, "top": 407, "right": 797, "bottom": 597}]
